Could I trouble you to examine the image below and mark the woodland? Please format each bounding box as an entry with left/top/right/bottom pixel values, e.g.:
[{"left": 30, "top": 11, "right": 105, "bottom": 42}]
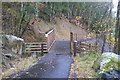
[{"left": 1, "top": 1, "right": 120, "bottom": 79}]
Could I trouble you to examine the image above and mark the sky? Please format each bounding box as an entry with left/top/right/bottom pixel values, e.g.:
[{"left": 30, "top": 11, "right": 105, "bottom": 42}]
[
  {"left": 112, "top": 0, "right": 118, "bottom": 12},
  {"left": 112, "top": 0, "right": 118, "bottom": 16}
]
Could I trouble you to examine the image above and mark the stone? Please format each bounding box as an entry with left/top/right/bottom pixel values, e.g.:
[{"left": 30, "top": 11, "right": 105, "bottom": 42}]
[
  {"left": 2, "top": 35, "right": 25, "bottom": 55},
  {"left": 93, "top": 52, "right": 120, "bottom": 74}
]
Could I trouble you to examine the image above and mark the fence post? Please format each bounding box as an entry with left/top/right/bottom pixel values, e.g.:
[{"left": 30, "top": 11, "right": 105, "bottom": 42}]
[
  {"left": 79, "top": 41, "right": 81, "bottom": 54},
  {"left": 73, "top": 40, "right": 77, "bottom": 57},
  {"left": 41, "top": 44, "right": 44, "bottom": 56}
]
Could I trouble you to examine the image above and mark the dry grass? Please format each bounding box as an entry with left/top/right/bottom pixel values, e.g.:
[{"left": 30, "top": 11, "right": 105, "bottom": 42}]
[
  {"left": 30, "top": 17, "right": 88, "bottom": 41},
  {"left": 1, "top": 17, "right": 90, "bottom": 79},
  {"left": 69, "top": 53, "right": 98, "bottom": 78},
  {"left": 0, "top": 54, "right": 46, "bottom": 79}
]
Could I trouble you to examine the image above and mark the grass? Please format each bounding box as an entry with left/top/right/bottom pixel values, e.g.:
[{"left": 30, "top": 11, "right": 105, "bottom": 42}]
[
  {"left": 0, "top": 54, "right": 46, "bottom": 79},
  {"left": 69, "top": 53, "right": 99, "bottom": 78},
  {"left": 80, "top": 53, "right": 97, "bottom": 61}
]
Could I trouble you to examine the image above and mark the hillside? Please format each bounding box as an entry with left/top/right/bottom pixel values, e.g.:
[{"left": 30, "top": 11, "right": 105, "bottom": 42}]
[
  {"left": 23, "top": 17, "right": 89, "bottom": 42},
  {"left": 2, "top": 2, "right": 120, "bottom": 79}
]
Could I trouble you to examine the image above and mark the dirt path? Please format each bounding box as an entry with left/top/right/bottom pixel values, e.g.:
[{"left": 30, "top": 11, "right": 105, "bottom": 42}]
[{"left": 11, "top": 41, "right": 73, "bottom": 78}]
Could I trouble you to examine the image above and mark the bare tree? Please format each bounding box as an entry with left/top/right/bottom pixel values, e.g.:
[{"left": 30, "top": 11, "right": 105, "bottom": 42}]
[{"left": 114, "top": 0, "right": 120, "bottom": 54}]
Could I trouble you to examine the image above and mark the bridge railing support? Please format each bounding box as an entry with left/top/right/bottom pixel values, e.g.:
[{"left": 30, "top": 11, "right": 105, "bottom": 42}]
[
  {"left": 25, "top": 42, "right": 48, "bottom": 56},
  {"left": 73, "top": 40, "right": 77, "bottom": 56},
  {"left": 25, "top": 29, "right": 55, "bottom": 56},
  {"left": 41, "top": 43, "right": 44, "bottom": 56},
  {"left": 45, "top": 28, "right": 55, "bottom": 51},
  {"left": 70, "top": 31, "right": 78, "bottom": 56},
  {"left": 70, "top": 32, "right": 73, "bottom": 53}
]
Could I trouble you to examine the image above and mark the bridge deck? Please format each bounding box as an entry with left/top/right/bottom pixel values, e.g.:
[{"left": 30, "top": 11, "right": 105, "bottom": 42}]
[{"left": 11, "top": 41, "right": 73, "bottom": 78}]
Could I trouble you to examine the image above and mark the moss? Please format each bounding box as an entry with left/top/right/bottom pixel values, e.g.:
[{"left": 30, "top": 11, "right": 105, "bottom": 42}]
[
  {"left": 99, "top": 53, "right": 120, "bottom": 74},
  {"left": 100, "top": 59, "right": 120, "bottom": 73}
]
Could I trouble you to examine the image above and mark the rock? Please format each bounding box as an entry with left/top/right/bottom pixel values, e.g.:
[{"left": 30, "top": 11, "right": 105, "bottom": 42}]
[
  {"left": 2, "top": 35, "right": 25, "bottom": 55},
  {"left": 93, "top": 52, "right": 120, "bottom": 75},
  {"left": 99, "top": 52, "right": 120, "bottom": 74},
  {"left": 32, "top": 52, "right": 37, "bottom": 58},
  {"left": 101, "top": 69, "right": 120, "bottom": 79},
  {"left": 110, "top": 70, "right": 120, "bottom": 78},
  {"left": 0, "top": 69, "right": 2, "bottom": 74}
]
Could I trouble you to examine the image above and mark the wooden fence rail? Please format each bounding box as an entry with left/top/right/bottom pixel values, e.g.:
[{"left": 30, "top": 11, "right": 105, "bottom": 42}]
[
  {"left": 25, "top": 28, "right": 55, "bottom": 55},
  {"left": 25, "top": 42, "right": 48, "bottom": 54},
  {"left": 70, "top": 31, "right": 96, "bottom": 56},
  {"left": 77, "top": 41, "right": 96, "bottom": 54}
]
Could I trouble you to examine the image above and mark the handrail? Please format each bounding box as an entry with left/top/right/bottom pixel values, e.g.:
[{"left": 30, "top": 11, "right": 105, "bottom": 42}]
[
  {"left": 45, "top": 28, "right": 54, "bottom": 37},
  {"left": 25, "top": 28, "right": 55, "bottom": 54},
  {"left": 45, "top": 28, "right": 55, "bottom": 51}
]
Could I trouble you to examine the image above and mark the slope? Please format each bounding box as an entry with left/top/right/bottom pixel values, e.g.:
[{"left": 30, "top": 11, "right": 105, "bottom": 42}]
[{"left": 23, "top": 17, "right": 89, "bottom": 42}]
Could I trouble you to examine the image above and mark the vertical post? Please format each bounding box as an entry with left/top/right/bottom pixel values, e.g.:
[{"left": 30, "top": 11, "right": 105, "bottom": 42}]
[
  {"left": 41, "top": 44, "right": 44, "bottom": 56},
  {"left": 73, "top": 40, "right": 77, "bottom": 57},
  {"left": 89, "top": 44, "right": 91, "bottom": 53},
  {"left": 53, "top": 29, "right": 55, "bottom": 41},
  {"left": 70, "top": 32, "right": 73, "bottom": 51},
  {"left": 79, "top": 41, "right": 81, "bottom": 54},
  {"left": 45, "top": 33, "right": 48, "bottom": 50},
  {"left": 75, "top": 33, "right": 77, "bottom": 41}
]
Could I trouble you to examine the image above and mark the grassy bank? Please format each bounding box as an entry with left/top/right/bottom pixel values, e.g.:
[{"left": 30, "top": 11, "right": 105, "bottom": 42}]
[
  {"left": 69, "top": 53, "right": 99, "bottom": 78},
  {"left": 1, "top": 54, "right": 46, "bottom": 79}
]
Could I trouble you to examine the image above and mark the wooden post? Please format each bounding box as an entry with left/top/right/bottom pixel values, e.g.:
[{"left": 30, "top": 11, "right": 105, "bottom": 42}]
[
  {"left": 79, "top": 41, "right": 81, "bottom": 54},
  {"left": 89, "top": 44, "right": 91, "bottom": 49},
  {"left": 70, "top": 32, "right": 73, "bottom": 51},
  {"left": 41, "top": 44, "right": 44, "bottom": 56},
  {"left": 45, "top": 29, "right": 55, "bottom": 52},
  {"left": 70, "top": 32, "right": 73, "bottom": 42},
  {"left": 89, "top": 44, "right": 91, "bottom": 53},
  {"left": 73, "top": 40, "right": 77, "bottom": 56},
  {"left": 75, "top": 33, "right": 77, "bottom": 41}
]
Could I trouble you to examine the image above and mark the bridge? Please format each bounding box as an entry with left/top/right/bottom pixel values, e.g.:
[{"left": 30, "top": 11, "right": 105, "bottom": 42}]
[
  {"left": 10, "top": 28, "right": 111, "bottom": 78},
  {"left": 25, "top": 29, "right": 55, "bottom": 55},
  {"left": 11, "top": 29, "right": 73, "bottom": 78},
  {"left": 17, "top": 28, "right": 95, "bottom": 78}
]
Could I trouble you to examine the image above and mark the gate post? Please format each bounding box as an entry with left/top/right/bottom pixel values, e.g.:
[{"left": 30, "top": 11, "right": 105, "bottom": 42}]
[
  {"left": 73, "top": 40, "right": 77, "bottom": 56},
  {"left": 70, "top": 32, "right": 73, "bottom": 53}
]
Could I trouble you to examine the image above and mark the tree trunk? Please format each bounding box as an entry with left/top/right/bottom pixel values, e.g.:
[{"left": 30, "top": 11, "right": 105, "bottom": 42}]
[
  {"left": 114, "top": 1, "right": 120, "bottom": 54},
  {"left": 18, "top": 3, "right": 24, "bottom": 37},
  {"left": 49, "top": 3, "right": 52, "bottom": 22},
  {"left": 117, "top": 1, "right": 120, "bottom": 55},
  {"left": 102, "top": 34, "right": 106, "bottom": 53},
  {"left": 35, "top": 2, "right": 38, "bottom": 18},
  {"left": 108, "top": 3, "right": 112, "bottom": 52},
  {"left": 95, "top": 33, "right": 98, "bottom": 52}
]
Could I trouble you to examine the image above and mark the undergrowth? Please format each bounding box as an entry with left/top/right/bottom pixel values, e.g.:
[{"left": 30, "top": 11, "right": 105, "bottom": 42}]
[
  {"left": 80, "top": 52, "right": 97, "bottom": 61},
  {"left": 72, "top": 52, "right": 99, "bottom": 78}
]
